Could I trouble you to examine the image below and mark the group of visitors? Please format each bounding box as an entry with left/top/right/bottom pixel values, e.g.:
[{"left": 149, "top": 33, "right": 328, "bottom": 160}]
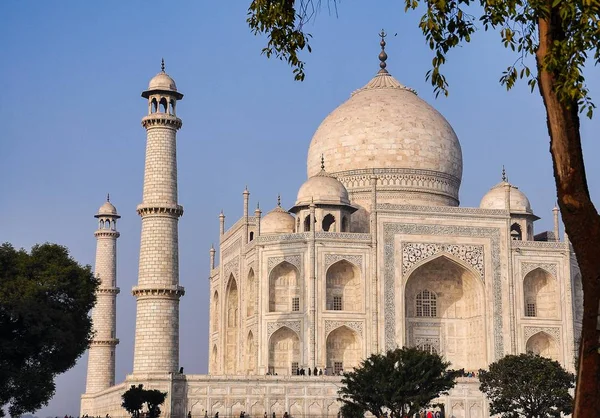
[{"left": 462, "top": 370, "right": 479, "bottom": 378}]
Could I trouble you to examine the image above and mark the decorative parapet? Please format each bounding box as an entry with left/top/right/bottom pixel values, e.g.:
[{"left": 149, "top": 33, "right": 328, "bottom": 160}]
[
  {"left": 222, "top": 216, "right": 257, "bottom": 242},
  {"left": 141, "top": 114, "right": 182, "bottom": 129},
  {"left": 512, "top": 240, "right": 569, "bottom": 250},
  {"left": 315, "top": 232, "right": 372, "bottom": 241},
  {"left": 131, "top": 285, "right": 184, "bottom": 299},
  {"left": 378, "top": 203, "right": 508, "bottom": 218},
  {"left": 257, "top": 233, "right": 310, "bottom": 243},
  {"left": 136, "top": 203, "right": 183, "bottom": 217}
]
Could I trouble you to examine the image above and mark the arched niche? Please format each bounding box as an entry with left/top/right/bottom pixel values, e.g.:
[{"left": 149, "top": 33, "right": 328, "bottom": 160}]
[
  {"left": 526, "top": 331, "right": 559, "bottom": 361},
  {"left": 246, "top": 268, "right": 256, "bottom": 317},
  {"left": 322, "top": 214, "right": 336, "bottom": 232},
  {"left": 246, "top": 330, "right": 256, "bottom": 374},
  {"left": 269, "top": 261, "right": 300, "bottom": 312},
  {"left": 523, "top": 268, "right": 557, "bottom": 318},
  {"left": 304, "top": 215, "right": 311, "bottom": 232},
  {"left": 510, "top": 223, "right": 522, "bottom": 240},
  {"left": 326, "top": 326, "right": 361, "bottom": 374},
  {"left": 211, "top": 290, "right": 219, "bottom": 333},
  {"left": 225, "top": 274, "right": 238, "bottom": 374},
  {"left": 268, "top": 326, "right": 300, "bottom": 375},
  {"left": 325, "top": 260, "right": 362, "bottom": 311},
  {"left": 211, "top": 344, "right": 218, "bottom": 374},
  {"left": 159, "top": 97, "right": 168, "bottom": 113},
  {"left": 405, "top": 255, "right": 486, "bottom": 370}
]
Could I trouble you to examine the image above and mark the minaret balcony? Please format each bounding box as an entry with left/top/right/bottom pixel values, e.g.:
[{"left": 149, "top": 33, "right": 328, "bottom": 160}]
[
  {"left": 141, "top": 114, "right": 182, "bottom": 129},
  {"left": 94, "top": 230, "right": 120, "bottom": 238},
  {"left": 97, "top": 287, "right": 120, "bottom": 295},
  {"left": 136, "top": 203, "right": 184, "bottom": 217},
  {"left": 90, "top": 338, "right": 119, "bottom": 346},
  {"left": 131, "top": 285, "right": 185, "bottom": 299}
]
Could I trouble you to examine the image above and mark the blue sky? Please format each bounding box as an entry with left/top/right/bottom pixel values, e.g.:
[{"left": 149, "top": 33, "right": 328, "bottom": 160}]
[{"left": 1, "top": 1, "right": 599, "bottom": 416}]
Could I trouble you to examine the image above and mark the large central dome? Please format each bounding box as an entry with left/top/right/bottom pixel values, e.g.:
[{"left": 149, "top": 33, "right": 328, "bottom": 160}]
[{"left": 307, "top": 46, "right": 463, "bottom": 207}]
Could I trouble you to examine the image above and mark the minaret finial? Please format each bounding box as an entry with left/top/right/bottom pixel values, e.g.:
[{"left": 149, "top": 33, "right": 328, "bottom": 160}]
[
  {"left": 501, "top": 165, "right": 507, "bottom": 182},
  {"left": 107, "top": 193, "right": 110, "bottom": 202},
  {"left": 277, "top": 194, "right": 281, "bottom": 207},
  {"left": 161, "top": 58, "right": 165, "bottom": 72},
  {"left": 321, "top": 154, "right": 325, "bottom": 170},
  {"left": 378, "top": 29, "right": 388, "bottom": 73}
]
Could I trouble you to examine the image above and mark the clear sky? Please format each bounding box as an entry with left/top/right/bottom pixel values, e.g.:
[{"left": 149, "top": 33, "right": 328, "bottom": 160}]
[{"left": 1, "top": 1, "right": 599, "bottom": 416}]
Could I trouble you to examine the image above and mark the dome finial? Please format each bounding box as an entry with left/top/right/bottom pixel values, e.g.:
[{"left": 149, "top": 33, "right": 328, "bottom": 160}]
[
  {"left": 107, "top": 193, "right": 110, "bottom": 202},
  {"left": 277, "top": 194, "right": 281, "bottom": 207},
  {"left": 161, "top": 58, "right": 165, "bottom": 73},
  {"left": 378, "top": 29, "right": 388, "bottom": 73},
  {"left": 321, "top": 154, "right": 325, "bottom": 170},
  {"left": 501, "top": 165, "right": 507, "bottom": 182}
]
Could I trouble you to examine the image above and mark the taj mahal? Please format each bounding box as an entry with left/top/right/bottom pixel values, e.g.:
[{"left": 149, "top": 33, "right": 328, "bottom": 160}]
[{"left": 81, "top": 36, "right": 584, "bottom": 418}]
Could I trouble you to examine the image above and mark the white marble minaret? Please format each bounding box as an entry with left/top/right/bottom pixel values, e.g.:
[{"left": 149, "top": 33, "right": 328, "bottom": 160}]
[
  {"left": 86, "top": 196, "right": 120, "bottom": 393},
  {"left": 132, "top": 60, "right": 185, "bottom": 374}
]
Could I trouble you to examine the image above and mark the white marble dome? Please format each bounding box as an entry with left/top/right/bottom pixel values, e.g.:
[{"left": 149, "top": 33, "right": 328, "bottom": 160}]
[
  {"left": 260, "top": 205, "right": 295, "bottom": 235},
  {"left": 306, "top": 68, "right": 463, "bottom": 206},
  {"left": 480, "top": 181, "right": 533, "bottom": 214},
  {"left": 148, "top": 72, "right": 178, "bottom": 92},
  {"left": 96, "top": 199, "right": 119, "bottom": 217},
  {"left": 295, "top": 169, "right": 350, "bottom": 207}
]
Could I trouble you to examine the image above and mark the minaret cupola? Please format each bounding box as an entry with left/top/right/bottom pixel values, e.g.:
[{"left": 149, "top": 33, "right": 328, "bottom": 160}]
[{"left": 142, "top": 59, "right": 183, "bottom": 127}]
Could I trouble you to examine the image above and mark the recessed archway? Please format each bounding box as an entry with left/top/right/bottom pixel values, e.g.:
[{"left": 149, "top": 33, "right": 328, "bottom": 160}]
[
  {"left": 246, "top": 330, "right": 256, "bottom": 374},
  {"left": 526, "top": 331, "right": 559, "bottom": 361},
  {"left": 326, "top": 326, "right": 361, "bottom": 375},
  {"left": 405, "top": 255, "right": 486, "bottom": 370},
  {"left": 225, "top": 274, "right": 238, "bottom": 374},
  {"left": 211, "top": 290, "right": 219, "bottom": 333},
  {"left": 325, "top": 260, "right": 362, "bottom": 311},
  {"left": 269, "top": 261, "right": 300, "bottom": 312},
  {"left": 247, "top": 268, "right": 256, "bottom": 317},
  {"left": 268, "top": 326, "right": 300, "bottom": 375},
  {"left": 211, "top": 344, "right": 218, "bottom": 374},
  {"left": 523, "top": 268, "right": 557, "bottom": 318},
  {"left": 322, "top": 214, "right": 336, "bottom": 232}
]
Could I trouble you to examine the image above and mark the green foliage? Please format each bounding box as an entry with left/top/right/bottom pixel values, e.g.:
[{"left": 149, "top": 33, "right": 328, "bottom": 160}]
[
  {"left": 247, "top": 0, "right": 600, "bottom": 117},
  {"left": 478, "top": 353, "right": 575, "bottom": 418},
  {"left": 338, "top": 347, "right": 462, "bottom": 417},
  {"left": 121, "top": 385, "right": 167, "bottom": 418},
  {"left": 0, "top": 243, "right": 99, "bottom": 417},
  {"left": 122, "top": 385, "right": 146, "bottom": 418}
]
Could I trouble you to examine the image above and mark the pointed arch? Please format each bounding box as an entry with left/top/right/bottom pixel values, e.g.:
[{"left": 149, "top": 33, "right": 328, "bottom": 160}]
[
  {"left": 211, "top": 290, "right": 219, "bottom": 333},
  {"left": 211, "top": 344, "right": 218, "bottom": 374},
  {"left": 326, "top": 326, "right": 361, "bottom": 375},
  {"left": 304, "top": 215, "right": 311, "bottom": 232},
  {"left": 326, "top": 259, "right": 362, "bottom": 311},
  {"left": 510, "top": 223, "right": 522, "bottom": 240},
  {"left": 404, "top": 255, "right": 486, "bottom": 370},
  {"left": 322, "top": 213, "right": 336, "bottom": 232},
  {"left": 523, "top": 268, "right": 557, "bottom": 318},
  {"left": 269, "top": 261, "right": 300, "bottom": 312},
  {"left": 403, "top": 251, "right": 484, "bottom": 286},
  {"left": 246, "top": 268, "right": 256, "bottom": 317},
  {"left": 224, "top": 274, "right": 239, "bottom": 374},
  {"left": 268, "top": 326, "right": 300, "bottom": 375},
  {"left": 526, "top": 331, "right": 559, "bottom": 361},
  {"left": 246, "top": 330, "right": 256, "bottom": 374},
  {"left": 159, "top": 97, "right": 168, "bottom": 113}
]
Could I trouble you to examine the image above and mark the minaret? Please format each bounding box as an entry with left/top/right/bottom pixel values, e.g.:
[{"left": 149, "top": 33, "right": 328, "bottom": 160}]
[
  {"left": 132, "top": 60, "right": 185, "bottom": 374},
  {"left": 86, "top": 196, "right": 120, "bottom": 393}
]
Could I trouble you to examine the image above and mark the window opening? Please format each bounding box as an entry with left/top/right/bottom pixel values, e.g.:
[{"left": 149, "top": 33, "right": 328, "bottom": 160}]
[
  {"left": 416, "top": 290, "right": 437, "bottom": 317},
  {"left": 333, "top": 296, "right": 343, "bottom": 311},
  {"left": 292, "top": 297, "right": 300, "bottom": 312},
  {"left": 334, "top": 361, "right": 343, "bottom": 375},
  {"left": 526, "top": 301, "right": 536, "bottom": 317},
  {"left": 291, "top": 362, "right": 299, "bottom": 375}
]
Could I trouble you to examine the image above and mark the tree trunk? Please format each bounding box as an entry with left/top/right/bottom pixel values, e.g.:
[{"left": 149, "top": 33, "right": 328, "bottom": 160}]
[{"left": 536, "top": 8, "right": 600, "bottom": 418}]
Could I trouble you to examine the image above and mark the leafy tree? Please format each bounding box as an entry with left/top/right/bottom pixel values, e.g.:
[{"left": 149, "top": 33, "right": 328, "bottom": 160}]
[
  {"left": 247, "top": 2, "right": 600, "bottom": 416},
  {"left": 479, "top": 353, "right": 575, "bottom": 418},
  {"left": 145, "top": 389, "right": 167, "bottom": 418},
  {"left": 122, "top": 385, "right": 167, "bottom": 418},
  {"left": 122, "top": 385, "right": 146, "bottom": 418},
  {"left": 338, "top": 347, "right": 462, "bottom": 417},
  {"left": 0, "top": 243, "right": 99, "bottom": 417}
]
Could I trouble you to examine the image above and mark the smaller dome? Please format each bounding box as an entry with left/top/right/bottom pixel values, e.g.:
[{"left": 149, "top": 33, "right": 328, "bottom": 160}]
[
  {"left": 261, "top": 205, "right": 295, "bottom": 235},
  {"left": 480, "top": 181, "right": 532, "bottom": 214},
  {"left": 148, "top": 72, "right": 178, "bottom": 92},
  {"left": 96, "top": 197, "right": 120, "bottom": 218},
  {"left": 295, "top": 169, "right": 350, "bottom": 207}
]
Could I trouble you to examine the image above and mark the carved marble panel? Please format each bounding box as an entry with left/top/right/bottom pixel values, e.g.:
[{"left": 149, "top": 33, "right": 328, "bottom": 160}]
[
  {"left": 324, "top": 254, "right": 363, "bottom": 270},
  {"left": 267, "top": 320, "right": 302, "bottom": 340},
  {"left": 223, "top": 257, "right": 239, "bottom": 281},
  {"left": 521, "top": 262, "right": 557, "bottom": 278},
  {"left": 324, "top": 320, "right": 364, "bottom": 338},
  {"left": 267, "top": 255, "right": 302, "bottom": 273},
  {"left": 402, "top": 242, "right": 484, "bottom": 278},
  {"left": 524, "top": 326, "right": 561, "bottom": 342}
]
